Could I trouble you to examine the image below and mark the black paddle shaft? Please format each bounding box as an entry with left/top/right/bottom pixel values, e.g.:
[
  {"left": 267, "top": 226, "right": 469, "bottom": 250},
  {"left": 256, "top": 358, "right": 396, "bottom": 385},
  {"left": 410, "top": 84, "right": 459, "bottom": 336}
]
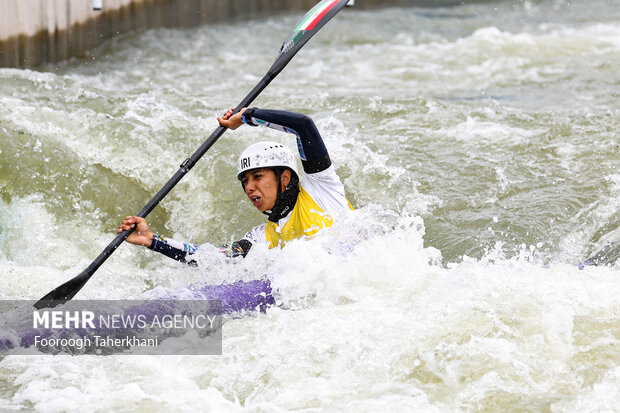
[
  {"left": 35, "top": 0, "right": 352, "bottom": 308},
  {"left": 35, "top": 74, "right": 273, "bottom": 308}
]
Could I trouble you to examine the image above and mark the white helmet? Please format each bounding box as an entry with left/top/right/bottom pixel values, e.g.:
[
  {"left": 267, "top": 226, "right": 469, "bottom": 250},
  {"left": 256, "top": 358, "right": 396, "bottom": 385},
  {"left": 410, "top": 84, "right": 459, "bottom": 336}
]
[{"left": 236, "top": 141, "right": 299, "bottom": 180}]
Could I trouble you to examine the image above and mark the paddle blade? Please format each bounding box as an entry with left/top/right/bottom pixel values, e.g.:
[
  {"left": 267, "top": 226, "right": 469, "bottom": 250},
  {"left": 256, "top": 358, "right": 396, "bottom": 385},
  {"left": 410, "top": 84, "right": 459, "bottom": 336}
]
[
  {"left": 271, "top": 0, "right": 350, "bottom": 73},
  {"left": 33, "top": 269, "right": 93, "bottom": 309}
]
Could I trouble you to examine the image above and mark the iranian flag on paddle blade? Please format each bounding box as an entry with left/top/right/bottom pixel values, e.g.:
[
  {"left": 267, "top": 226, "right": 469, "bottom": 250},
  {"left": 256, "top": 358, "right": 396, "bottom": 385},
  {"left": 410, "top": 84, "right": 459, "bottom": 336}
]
[{"left": 295, "top": 0, "right": 339, "bottom": 32}]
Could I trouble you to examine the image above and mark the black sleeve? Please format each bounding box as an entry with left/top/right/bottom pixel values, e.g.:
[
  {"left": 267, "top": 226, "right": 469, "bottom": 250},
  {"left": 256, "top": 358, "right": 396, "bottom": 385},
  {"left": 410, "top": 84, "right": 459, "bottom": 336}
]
[
  {"left": 242, "top": 108, "right": 332, "bottom": 173},
  {"left": 148, "top": 234, "right": 253, "bottom": 264},
  {"left": 148, "top": 234, "right": 199, "bottom": 266}
]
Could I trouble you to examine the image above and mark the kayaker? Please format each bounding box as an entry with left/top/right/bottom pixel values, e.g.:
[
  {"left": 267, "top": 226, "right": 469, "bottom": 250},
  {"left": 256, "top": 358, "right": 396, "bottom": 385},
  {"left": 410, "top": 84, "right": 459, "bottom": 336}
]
[{"left": 118, "top": 107, "right": 352, "bottom": 264}]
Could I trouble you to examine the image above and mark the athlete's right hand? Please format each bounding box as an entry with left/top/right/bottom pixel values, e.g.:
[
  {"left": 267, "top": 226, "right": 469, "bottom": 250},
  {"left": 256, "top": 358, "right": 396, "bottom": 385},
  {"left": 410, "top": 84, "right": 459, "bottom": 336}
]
[
  {"left": 117, "top": 216, "right": 153, "bottom": 247},
  {"left": 217, "top": 107, "right": 246, "bottom": 130}
]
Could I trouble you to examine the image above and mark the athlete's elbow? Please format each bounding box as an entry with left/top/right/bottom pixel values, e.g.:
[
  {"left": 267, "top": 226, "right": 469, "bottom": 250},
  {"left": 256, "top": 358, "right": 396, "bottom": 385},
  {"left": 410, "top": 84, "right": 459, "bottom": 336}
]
[
  {"left": 296, "top": 114, "right": 321, "bottom": 139},
  {"left": 287, "top": 110, "right": 314, "bottom": 127},
  {"left": 300, "top": 114, "right": 316, "bottom": 128}
]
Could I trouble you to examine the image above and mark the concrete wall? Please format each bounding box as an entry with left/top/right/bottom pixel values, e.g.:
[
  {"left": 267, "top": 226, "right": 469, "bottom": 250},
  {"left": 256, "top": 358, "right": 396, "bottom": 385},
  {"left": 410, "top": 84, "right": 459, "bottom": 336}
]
[{"left": 0, "top": 0, "right": 464, "bottom": 68}]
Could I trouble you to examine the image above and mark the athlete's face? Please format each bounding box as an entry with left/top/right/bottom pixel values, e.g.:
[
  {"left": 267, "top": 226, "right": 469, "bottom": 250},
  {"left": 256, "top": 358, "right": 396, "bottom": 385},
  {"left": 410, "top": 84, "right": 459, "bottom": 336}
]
[{"left": 241, "top": 168, "right": 290, "bottom": 212}]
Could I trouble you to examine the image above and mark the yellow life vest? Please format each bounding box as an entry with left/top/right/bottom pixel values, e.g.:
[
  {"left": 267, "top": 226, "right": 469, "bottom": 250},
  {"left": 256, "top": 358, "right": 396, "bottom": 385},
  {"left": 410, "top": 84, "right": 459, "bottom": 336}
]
[{"left": 265, "top": 186, "right": 352, "bottom": 249}]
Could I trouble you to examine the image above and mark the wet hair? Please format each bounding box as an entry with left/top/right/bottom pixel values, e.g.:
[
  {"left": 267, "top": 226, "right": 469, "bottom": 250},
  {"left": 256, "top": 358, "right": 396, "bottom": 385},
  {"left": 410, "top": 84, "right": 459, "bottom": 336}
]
[
  {"left": 272, "top": 166, "right": 299, "bottom": 193},
  {"left": 267, "top": 167, "right": 300, "bottom": 222}
]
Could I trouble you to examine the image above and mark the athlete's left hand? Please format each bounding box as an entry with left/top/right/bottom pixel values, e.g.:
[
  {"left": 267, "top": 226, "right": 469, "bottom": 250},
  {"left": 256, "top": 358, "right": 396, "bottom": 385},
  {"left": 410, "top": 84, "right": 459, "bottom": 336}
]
[{"left": 218, "top": 107, "right": 246, "bottom": 130}]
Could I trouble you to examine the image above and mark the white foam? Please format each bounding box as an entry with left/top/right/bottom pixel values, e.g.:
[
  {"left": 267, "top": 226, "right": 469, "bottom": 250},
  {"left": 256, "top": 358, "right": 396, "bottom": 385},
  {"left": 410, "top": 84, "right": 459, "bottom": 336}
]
[{"left": 1, "top": 4, "right": 619, "bottom": 410}]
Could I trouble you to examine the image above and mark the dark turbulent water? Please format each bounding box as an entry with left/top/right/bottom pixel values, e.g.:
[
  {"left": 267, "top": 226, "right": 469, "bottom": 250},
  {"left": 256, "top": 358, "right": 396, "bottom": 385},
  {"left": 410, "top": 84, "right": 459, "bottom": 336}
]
[{"left": 1, "top": 0, "right": 619, "bottom": 411}]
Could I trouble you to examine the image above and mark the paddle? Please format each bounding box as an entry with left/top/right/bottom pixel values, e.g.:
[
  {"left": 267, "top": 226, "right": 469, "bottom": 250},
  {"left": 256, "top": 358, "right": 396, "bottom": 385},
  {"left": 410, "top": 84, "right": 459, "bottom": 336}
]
[{"left": 35, "top": 0, "right": 351, "bottom": 309}]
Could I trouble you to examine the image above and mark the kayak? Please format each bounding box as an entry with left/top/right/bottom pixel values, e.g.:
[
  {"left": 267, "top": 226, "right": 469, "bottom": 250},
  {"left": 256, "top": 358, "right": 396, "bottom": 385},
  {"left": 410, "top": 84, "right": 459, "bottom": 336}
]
[
  {"left": 0, "top": 279, "right": 274, "bottom": 354},
  {"left": 140, "top": 278, "right": 275, "bottom": 313}
]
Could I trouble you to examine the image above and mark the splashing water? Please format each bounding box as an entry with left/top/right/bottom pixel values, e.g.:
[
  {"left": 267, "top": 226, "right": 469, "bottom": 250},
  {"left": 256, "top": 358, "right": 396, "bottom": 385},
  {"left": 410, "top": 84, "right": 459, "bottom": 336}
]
[{"left": 1, "top": 0, "right": 619, "bottom": 411}]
